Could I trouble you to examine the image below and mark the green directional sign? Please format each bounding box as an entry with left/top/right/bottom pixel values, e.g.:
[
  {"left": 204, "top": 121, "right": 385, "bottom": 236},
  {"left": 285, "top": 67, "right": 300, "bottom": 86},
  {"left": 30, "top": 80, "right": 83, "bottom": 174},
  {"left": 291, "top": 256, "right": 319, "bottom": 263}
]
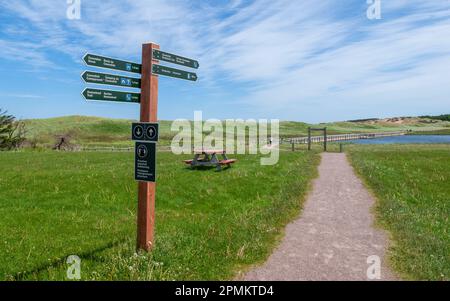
[
  {"left": 82, "top": 71, "right": 141, "bottom": 88},
  {"left": 82, "top": 88, "right": 140, "bottom": 103},
  {"left": 83, "top": 53, "right": 142, "bottom": 74},
  {"left": 152, "top": 64, "right": 198, "bottom": 81},
  {"left": 152, "top": 49, "right": 199, "bottom": 69}
]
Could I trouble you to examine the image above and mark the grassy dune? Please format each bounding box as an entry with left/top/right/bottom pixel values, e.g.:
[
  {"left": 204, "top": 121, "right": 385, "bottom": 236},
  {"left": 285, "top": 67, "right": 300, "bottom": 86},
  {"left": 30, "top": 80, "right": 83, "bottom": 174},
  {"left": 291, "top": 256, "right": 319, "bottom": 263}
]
[
  {"left": 0, "top": 150, "right": 319, "bottom": 280},
  {"left": 24, "top": 116, "right": 174, "bottom": 148},
  {"left": 22, "top": 115, "right": 450, "bottom": 148},
  {"left": 347, "top": 144, "right": 450, "bottom": 280}
]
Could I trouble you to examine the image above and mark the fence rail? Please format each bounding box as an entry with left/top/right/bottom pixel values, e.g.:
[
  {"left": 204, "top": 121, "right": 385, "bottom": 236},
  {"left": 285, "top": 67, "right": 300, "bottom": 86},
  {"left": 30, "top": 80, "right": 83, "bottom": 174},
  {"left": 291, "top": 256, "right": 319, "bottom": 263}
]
[
  {"left": 74, "top": 146, "right": 172, "bottom": 152},
  {"left": 79, "top": 146, "right": 133, "bottom": 152},
  {"left": 282, "top": 131, "right": 406, "bottom": 145}
]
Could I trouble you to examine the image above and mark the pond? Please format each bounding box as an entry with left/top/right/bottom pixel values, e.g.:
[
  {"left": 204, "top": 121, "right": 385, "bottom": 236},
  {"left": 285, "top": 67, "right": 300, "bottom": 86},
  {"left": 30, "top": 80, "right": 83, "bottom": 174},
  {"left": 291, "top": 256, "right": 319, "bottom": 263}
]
[{"left": 347, "top": 135, "right": 450, "bottom": 144}]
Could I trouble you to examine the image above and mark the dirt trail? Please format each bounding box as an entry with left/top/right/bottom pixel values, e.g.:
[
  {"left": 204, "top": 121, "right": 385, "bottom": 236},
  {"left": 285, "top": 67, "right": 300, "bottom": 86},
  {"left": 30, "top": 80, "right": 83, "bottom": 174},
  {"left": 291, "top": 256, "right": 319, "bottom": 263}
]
[{"left": 244, "top": 152, "right": 397, "bottom": 281}]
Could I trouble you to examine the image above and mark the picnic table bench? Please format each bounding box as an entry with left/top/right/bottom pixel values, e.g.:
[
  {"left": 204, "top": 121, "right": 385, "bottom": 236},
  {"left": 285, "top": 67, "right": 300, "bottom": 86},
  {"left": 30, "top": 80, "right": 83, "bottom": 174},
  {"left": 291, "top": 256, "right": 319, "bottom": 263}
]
[{"left": 183, "top": 149, "right": 236, "bottom": 171}]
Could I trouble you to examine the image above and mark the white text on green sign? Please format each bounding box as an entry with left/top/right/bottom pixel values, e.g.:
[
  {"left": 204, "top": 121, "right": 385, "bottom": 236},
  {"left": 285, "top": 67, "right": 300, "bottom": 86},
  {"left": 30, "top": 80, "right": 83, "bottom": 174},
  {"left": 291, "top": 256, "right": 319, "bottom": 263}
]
[
  {"left": 82, "top": 88, "right": 140, "bottom": 103},
  {"left": 152, "top": 64, "right": 198, "bottom": 81},
  {"left": 152, "top": 50, "right": 199, "bottom": 69},
  {"left": 82, "top": 71, "right": 141, "bottom": 88},
  {"left": 83, "top": 53, "right": 141, "bottom": 74}
]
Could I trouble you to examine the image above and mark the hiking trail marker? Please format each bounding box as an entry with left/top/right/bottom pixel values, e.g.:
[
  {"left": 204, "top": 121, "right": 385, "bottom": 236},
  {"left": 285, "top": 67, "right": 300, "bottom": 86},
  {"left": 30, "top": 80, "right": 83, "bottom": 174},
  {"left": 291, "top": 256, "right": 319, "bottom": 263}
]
[
  {"left": 135, "top": 141, "right": 156, "bottom": 183},
  {"left": 82, "top": 43, "right": 199, "bottom": 252},
  {"left": 132, "top": 122, "right": 159, "bottom": 142}
]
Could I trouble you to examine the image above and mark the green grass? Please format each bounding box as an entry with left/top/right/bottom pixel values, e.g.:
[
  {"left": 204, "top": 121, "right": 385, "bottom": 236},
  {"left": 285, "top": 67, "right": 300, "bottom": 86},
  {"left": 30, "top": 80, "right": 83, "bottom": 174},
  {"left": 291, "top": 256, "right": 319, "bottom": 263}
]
[
  {"left": 0, "top": 150, "right": 319, "bottom": 280},
  {"left": 347, "top": 144, "right": 450, "bottom": 280},
  {"left": 408, "top": 129, "right": 450, "bottom": 135}
]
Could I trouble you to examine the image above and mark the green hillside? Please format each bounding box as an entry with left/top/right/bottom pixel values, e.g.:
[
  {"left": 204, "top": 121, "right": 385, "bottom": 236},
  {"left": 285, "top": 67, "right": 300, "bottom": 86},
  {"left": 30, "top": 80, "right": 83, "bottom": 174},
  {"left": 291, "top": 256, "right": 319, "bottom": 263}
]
[
  {"left": 23, "top": 116, "right": 174, "bottom": 148},
  {"left": 21, "top": 115, "right": 450, "bottom": 148}
]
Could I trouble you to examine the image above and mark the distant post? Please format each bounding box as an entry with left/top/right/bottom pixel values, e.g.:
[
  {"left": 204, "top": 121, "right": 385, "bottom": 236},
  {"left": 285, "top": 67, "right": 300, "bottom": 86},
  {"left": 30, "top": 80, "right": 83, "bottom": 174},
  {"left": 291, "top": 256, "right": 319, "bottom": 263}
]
[
  {"left": 137, "top": 42, "right": 159, "bottom": 251},
  {"left": 308, "top": 127, "right": 327, "bottom": 152},
  {"left": 308, "top": 127, "right": 311, "bottom": 151}
]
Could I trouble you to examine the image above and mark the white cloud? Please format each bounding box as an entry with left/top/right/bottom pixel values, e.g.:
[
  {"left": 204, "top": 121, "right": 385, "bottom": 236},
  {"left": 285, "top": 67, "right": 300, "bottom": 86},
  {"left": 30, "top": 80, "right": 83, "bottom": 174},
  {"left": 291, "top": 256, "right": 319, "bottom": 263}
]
[
  {"left": 1, "top": 93, "right": 44, "bottom": 99},
  {"left": 1, "top": 0, "right": 449, "bottom": 121}
]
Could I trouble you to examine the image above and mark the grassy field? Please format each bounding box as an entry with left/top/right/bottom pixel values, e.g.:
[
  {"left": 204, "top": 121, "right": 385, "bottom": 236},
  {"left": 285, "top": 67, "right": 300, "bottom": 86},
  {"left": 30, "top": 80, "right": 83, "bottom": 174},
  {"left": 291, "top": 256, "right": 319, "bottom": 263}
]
[
  {"left": 22, "top": 115, "right": 450, "bottom": 148},
  {"left": 408, "top": 129, "right": 450, "bottom": 135},
  {"left": 0, "top": 150, "right": 320, "bottom": 280},
  {"left": 347, "top": 144, "right": 450, "bottom": 280}
]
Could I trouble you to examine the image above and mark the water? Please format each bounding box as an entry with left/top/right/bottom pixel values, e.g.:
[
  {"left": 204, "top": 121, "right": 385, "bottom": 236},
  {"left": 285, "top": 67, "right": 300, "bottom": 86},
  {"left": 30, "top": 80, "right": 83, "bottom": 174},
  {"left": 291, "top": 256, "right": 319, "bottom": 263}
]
[{"left": 347, "top": 135, "right": 450, "bottom": 145}]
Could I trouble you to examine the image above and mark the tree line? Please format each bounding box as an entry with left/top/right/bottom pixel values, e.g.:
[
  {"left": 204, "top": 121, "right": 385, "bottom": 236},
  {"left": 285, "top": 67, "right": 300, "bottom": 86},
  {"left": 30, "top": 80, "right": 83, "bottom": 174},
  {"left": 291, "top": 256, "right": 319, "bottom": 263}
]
[{"left": 419, "top": 114, "right": 450, "bottom": 122}]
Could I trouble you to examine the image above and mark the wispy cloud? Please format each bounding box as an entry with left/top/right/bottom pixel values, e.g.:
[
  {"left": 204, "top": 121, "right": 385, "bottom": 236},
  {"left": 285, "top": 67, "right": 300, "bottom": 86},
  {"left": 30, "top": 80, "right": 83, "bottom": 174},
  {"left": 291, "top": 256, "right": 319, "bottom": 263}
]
[
  {"left": 1, "top": 0, "right": 449, "bottom": 121},
  {"left": 1, "top": 93, "right": 44, "bottom": 99}
]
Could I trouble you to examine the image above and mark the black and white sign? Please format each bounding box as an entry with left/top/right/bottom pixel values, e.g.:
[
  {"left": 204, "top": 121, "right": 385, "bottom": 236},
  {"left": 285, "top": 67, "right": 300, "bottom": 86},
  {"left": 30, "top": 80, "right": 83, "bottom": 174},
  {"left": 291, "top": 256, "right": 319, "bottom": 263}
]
[
  {"left": 135, "top": 142, "right": 156, "bottom": 182},
  {"left": 132, "top": 122, "right": 159, "bottom": 142}
]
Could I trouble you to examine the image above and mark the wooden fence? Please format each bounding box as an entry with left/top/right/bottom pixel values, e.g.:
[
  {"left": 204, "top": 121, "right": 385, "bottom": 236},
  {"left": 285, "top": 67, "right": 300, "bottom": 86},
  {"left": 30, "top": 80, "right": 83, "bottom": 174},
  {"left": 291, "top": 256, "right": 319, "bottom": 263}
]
[{"left": 283, "top": 131, "right": 406, "bottom": 145}]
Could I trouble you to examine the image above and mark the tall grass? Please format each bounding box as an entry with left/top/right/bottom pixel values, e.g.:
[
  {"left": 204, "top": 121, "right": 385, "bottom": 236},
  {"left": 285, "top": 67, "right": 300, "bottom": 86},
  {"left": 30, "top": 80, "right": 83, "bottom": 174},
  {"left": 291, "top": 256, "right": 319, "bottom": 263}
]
[{"left": 348, "top": 144, "right": 450, "bottom": 280}]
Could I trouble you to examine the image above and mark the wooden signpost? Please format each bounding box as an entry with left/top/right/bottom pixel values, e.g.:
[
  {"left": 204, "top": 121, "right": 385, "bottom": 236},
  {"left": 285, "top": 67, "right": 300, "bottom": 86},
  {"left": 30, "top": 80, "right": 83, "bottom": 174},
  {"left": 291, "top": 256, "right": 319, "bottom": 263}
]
[{"left": 82, "top": 43, "right": 199, "bottom": 251}]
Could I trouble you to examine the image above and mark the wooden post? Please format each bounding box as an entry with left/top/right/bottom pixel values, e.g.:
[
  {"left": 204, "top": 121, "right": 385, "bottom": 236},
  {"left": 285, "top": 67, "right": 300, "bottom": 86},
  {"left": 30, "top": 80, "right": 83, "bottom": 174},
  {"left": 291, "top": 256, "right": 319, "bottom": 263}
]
[
  {"left": 137, "top": 42, "right": 159, "bottom": 251},
  {"left": 324, "top": 127, "right": 327, "bottom": 152},
  {"left": 308, "top": 127, "right": 311, "bottom": 151}
]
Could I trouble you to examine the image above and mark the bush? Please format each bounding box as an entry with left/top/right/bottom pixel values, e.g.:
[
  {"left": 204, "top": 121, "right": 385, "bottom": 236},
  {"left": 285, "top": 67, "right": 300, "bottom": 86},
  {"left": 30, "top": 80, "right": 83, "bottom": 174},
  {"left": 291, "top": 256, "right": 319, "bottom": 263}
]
[{"left": 0, "top": 109, "right": 26, "bottom": 150}]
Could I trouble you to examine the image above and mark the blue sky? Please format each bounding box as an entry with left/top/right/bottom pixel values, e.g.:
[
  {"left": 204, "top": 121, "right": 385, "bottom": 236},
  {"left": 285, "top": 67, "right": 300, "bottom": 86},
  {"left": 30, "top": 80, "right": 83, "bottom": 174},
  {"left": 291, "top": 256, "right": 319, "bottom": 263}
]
[{"left": 0, "top": 0, "right": 449, "bottom": 122}]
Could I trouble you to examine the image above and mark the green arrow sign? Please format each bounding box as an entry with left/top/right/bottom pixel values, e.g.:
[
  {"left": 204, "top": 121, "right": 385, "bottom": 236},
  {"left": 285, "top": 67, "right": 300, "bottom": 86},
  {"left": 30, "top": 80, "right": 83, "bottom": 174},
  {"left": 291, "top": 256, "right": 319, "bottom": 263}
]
[
  {"left": 82, "top": 88, "right": 140, "bottom": 103},
  {"left": 152, "top": 49, "right": 199, "bottom": 69},
  {"left": 82, "top": 71, "right": 141, "bottom": 88},
  {"left": 152, "top": 64, "right": 198, "bottom": 81},
  {"left": 83, "top": 53, "right": 142, "bottom": 74}
]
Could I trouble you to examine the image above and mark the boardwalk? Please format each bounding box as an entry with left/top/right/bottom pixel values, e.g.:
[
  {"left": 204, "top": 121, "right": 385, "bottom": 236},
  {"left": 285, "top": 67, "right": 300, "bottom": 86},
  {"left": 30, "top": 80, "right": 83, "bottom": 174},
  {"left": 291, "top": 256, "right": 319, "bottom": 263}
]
[
  {"left": 284, "top": 131, "right": 405, "bottom": 145},
  {"left": 244, "top": 153, "right": 397, "bottom": 281}
]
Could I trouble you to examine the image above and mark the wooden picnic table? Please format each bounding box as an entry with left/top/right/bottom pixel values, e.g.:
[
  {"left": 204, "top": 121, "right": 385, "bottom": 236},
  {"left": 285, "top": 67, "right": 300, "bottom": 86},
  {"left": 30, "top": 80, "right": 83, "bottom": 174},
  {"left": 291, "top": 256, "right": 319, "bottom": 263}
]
[{"left": 183, "top": 149, "right": 236, "bottom": 171}]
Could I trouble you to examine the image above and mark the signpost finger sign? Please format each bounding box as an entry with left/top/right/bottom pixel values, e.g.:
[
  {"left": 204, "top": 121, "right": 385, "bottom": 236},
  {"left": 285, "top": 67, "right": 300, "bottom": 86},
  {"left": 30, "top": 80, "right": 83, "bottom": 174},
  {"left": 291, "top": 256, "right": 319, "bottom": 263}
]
[
  {"left": 152, "top": 49, "right": 199, "bottom": 69},
  {"left": 82, "top": 71, "right": 141, "bottom": 88},
  {"left": 82, "top": 88, "right": 141, "bottom": 103}
]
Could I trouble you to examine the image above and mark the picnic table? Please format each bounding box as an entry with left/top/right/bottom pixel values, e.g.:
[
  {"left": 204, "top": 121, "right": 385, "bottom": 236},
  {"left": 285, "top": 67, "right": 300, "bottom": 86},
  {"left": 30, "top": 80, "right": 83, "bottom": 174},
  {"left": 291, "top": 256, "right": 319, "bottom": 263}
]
[{"left": 183, "top": 149, "right": 236, "bottom": 171}]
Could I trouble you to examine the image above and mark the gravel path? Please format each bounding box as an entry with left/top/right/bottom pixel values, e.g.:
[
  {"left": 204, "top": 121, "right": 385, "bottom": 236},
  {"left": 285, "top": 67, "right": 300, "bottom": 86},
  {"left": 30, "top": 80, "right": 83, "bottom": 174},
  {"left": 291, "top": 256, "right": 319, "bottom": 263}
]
[{"left": 244, "top": 153, "right": 397, "bottom": 281}]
